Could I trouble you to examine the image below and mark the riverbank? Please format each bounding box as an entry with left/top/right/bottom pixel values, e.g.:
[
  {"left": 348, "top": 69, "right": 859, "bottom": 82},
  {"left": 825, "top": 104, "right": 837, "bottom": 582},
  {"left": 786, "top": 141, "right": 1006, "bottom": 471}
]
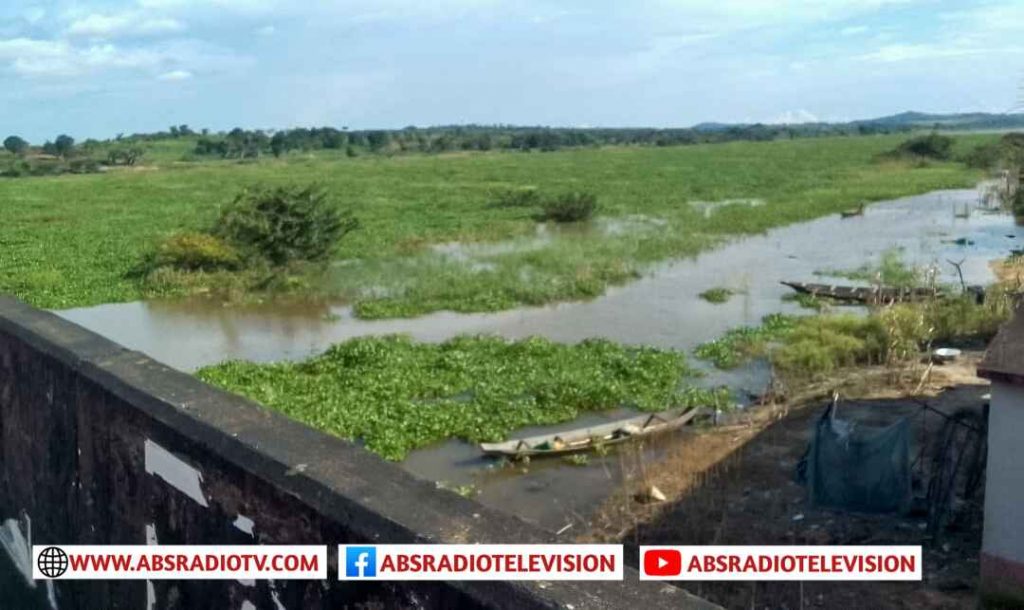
[
  {"left": 583, "top": 356, "right": 990, "bottom": 609},
  {"left": 4, "top": 134, "right": 992, "bottom": 314}
]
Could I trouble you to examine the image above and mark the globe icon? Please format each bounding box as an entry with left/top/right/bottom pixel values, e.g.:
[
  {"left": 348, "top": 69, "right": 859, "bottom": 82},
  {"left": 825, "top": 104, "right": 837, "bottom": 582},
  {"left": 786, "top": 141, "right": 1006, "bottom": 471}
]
[{"left": 37, "top": 547, "right": 69, "bottom": 578}]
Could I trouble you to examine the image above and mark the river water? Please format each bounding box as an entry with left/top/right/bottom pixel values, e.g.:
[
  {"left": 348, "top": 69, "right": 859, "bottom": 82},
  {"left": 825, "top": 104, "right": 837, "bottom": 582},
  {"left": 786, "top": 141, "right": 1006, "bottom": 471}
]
[{"left": 57, "top": 185, "right": 1020, "bottom": 531}]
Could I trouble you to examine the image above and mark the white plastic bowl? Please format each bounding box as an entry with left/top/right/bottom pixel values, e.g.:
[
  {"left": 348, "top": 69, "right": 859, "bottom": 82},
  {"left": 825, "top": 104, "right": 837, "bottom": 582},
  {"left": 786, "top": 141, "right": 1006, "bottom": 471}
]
[{"left": 932, "top": 347, "right": 962, "bottom": 363}]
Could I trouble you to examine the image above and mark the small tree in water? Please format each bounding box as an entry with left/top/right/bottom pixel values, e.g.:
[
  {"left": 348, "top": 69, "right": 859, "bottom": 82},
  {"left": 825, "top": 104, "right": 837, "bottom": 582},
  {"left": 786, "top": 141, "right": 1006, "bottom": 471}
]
[{"left": 215, "top": 185, "right": 359, "bottom": 265}]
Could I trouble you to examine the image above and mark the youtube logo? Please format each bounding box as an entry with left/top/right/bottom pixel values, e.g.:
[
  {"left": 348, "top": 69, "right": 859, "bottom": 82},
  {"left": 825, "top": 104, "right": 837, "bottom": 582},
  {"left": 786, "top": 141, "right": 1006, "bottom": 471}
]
[{"left": 643, "top": 548, "right": 682, "bottom": 578}]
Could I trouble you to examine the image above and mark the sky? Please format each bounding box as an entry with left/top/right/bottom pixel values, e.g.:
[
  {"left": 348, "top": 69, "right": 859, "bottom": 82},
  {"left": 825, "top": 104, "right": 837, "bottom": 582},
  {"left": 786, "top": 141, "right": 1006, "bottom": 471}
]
[{"left": 0, "top": 0, "right": 1022, "bottom": 141}]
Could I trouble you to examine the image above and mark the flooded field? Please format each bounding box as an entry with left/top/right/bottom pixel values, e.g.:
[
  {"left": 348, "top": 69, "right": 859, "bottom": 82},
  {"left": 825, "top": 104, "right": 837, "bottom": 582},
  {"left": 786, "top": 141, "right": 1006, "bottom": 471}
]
[{"left": 58, "top": 185, "right": 1020, "bottom": 531}]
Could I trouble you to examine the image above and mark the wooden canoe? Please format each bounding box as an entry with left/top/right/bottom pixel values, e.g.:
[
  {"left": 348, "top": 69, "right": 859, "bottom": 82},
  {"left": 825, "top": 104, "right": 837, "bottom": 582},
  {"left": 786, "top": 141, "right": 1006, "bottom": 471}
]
[
  {"left": 840, "top": 204, "right": 865, "bottom": 218},
  {"left": 479, "top": 407, "right": 704, "bottom": 457},
  {"left": 781, "top": 281, "right": 942, "bottom": 303}
]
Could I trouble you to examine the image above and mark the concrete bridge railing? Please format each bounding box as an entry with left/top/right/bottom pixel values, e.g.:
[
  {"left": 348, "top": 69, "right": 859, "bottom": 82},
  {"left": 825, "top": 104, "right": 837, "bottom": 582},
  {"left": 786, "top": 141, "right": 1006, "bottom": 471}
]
[{"left": 0, "top": 296, "right": 714, "bottom": 609}]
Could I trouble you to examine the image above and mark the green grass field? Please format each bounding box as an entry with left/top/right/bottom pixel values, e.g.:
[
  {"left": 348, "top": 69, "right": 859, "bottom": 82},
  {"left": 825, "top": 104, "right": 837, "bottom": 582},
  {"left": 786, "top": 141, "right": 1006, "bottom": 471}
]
[{"left": 0, "top": 133, "right": 992, "bottom": 313}]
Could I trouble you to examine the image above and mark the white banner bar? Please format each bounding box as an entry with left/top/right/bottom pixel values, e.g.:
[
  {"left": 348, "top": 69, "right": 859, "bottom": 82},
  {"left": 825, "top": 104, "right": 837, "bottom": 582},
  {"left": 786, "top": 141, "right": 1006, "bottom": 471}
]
[
  {"left": 32, "top": 545, "right": 327, "bottom": 580},
  {"left": 640, "top": 545, "right": 922, "bottom": 581},
  {"left": 339, "top": 544, "right": 623, "bottom": 581}
]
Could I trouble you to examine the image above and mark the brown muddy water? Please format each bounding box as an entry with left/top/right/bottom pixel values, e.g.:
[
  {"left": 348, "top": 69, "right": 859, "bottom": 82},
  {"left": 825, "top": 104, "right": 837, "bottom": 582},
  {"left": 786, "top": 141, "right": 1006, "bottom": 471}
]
[{"left": 58, "top": 186, "right": 1020, "bottom": 532}]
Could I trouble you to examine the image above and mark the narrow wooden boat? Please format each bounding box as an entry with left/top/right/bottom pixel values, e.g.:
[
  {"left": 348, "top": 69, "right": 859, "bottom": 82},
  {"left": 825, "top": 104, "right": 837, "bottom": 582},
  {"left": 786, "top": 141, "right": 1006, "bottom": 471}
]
[
  {"left": 781, "top": 281, "right": 941, "bottom": 303},
  {"left": 479, "top": 407, "right": 704, "bottom": 457},
  {"left": 839, "top": 203, "right": 865, "bottom": 218}
]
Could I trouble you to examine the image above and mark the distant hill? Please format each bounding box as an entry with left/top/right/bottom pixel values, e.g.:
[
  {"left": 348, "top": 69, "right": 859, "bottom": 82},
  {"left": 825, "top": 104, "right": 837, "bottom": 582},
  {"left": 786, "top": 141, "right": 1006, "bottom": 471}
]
[
  {"left": 692, "top": 112, "right": 1024, "bottom": 132},
  {"left": 812, "top": 111, "right": 1024, "bottom": 131}
]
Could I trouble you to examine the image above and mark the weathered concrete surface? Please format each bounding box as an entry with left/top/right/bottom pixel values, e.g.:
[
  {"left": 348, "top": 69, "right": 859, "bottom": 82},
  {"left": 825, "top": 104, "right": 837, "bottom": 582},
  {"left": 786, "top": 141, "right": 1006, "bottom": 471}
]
[{"left": 0, "top": 296, "right": 715, "bottom": 609}]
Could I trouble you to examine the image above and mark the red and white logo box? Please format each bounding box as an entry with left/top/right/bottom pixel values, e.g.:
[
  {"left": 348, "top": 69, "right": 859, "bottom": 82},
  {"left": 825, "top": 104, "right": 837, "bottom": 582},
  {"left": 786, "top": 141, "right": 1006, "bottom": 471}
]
[{"left": 640, "top": 545, "right": 922, "bottom": 581}]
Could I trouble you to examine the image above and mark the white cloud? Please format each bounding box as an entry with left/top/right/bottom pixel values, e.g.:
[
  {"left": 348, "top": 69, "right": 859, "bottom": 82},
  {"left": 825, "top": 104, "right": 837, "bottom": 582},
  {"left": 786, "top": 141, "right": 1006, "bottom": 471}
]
[
  {"left": 67, "top": 13, "right": 186, "bottom": 38},
  {"left": 255, "top": 25, "right": 275, "bottom": 36},
  {"left": 857, "top": 43, "right": 1013, "bottom": 63},
  {"left": 2, "top": 40, "right": 164, "bottom": 77},
  {"left": 840, "top": 25, "right": 868, "bottom": 36},
  {"left": 157, "top": 69, "right": 193, "bottom": 80}
]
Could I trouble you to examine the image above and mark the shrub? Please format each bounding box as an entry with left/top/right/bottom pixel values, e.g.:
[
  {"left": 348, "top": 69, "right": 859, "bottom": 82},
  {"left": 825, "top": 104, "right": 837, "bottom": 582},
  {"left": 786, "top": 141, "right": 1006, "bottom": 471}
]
[
  {"left": 152, "top": 232, "right": 241, "bottom": 271},
  {"left": 538, "top": 191, "right": 598, "bottom": 223},
  {"left": 890, "top": 134, "right": 954, "bottom": 160},
  {"left": 774, "top": 315, "right": 887, "bottom": 376},
  {"left": 67, "top": 158, "right": 101, "bottom": 174},
  {"left": 214, "top": 185, "right": 358, "bottom": 265}
]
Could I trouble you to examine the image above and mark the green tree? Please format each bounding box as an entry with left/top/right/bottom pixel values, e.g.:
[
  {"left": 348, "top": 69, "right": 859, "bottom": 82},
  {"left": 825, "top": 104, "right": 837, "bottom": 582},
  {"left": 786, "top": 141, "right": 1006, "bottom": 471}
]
[
  {"left": 3, "top": 135, "right": 28, "bottom": 155},
  {"left": 54, "top": 134, "right": 75, "bottom": 158}
]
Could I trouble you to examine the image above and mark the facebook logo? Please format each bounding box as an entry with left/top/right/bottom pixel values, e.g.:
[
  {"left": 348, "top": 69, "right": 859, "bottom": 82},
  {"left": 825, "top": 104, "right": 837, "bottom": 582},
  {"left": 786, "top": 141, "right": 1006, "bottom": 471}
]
[{"left": 345, "top": 547, "right": 377, "bottom": 578}]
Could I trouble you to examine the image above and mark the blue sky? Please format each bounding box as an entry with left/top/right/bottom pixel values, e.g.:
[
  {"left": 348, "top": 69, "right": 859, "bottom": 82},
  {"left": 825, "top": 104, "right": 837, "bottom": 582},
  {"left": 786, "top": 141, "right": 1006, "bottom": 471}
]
[{"left": 0, "top": 0, "right": 1022, "bottom": 141}]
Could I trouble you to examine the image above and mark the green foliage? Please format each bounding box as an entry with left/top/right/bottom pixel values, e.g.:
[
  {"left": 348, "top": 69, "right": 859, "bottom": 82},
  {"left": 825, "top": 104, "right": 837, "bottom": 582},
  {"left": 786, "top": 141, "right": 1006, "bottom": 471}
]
[
  {"left": 699, "top": 287, "right": 734, "bottom": 304},
  {"left": 773, "top": 315, "right": 887, "bottom": 376},
  {"left": 149, "top": 232, "right": 242, "bottom": 271},
  {"left": 214, "top": 185, "right": 359, "bottom": 265},
  {"left": 0, "top": 133, "right": 990, "bottom": 309},
  {"left": 197, "top": 335, "right": 710, "bottom": 460},
  {"left": 815, "top": 248, "right": 923, "bottom": 288},
  {"left": 923, "top": 291, "right": 1014, "bottom": 344},
  {"left": 54, "top": 134, "right": 75, "bottom": 159},
  {"left": 537, "top": 191, "right": 598, "bottom": 223},
  {"left": 3, "top": 135, "right": 28, "bottom": 155},
  {"left": 707, "top": 290, "right": 1015, "bottom": 379},
  {"left": 107, "top": 147, "right": 145, "bottom": 166},
  {"left": 889, "top": 133, "right": 955, "bottom": 160},
  {"left": 694, "top": 313, "right": 797, "bottom": 368},
  {"left": 782, "top": 292, "right": 826, "bottom": 310},
  {"left": 961, "top": 132, "right": 1024, "bottom": 169}
]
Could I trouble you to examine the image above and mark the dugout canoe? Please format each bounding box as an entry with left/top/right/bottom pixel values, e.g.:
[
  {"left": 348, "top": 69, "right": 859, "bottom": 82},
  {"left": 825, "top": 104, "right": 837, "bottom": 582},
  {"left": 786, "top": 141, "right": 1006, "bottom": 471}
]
[
  {"left": 781, "top": 281, "right": 942, "bottom": 303},
  {"left": 840, "top": 204, "right": 865, "bottom": 218},
  {"left": 479, "top": 407, "right": 704, "bottom": 457}
]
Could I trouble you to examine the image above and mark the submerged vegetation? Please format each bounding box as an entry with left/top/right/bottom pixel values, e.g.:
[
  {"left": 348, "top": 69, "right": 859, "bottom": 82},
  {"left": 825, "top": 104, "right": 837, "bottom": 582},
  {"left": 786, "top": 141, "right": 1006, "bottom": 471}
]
[
  {"left": 536, "top": 191, "right": 598, "bottom": 223},
  {"left": 814, "top": 248, "right": 927, "bottom": 288},
  {"left": 197, "top": 335, "right": 723, "bottom": 461},
  {"left": 698, "top": 287, "right": 735, "bottom": 304},
  {"left": 694, "top": 313, "right": 797, "bottom": 368},
  {"left": 781, "top": 292, "right": 827, "bottom": 310}
]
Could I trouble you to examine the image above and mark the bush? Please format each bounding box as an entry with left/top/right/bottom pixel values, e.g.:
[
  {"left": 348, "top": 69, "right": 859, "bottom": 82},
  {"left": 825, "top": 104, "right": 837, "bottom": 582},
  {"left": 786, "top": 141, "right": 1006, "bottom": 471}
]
[
  {"left": 537, "top": 191, "right": 598, "bottom": 223},
  {"left": 774, "top": 315, "right": 887, "bottom": 376},
  {"left": 962, "top": 133, "right": 1024, "bottom": 169},
  {"left": 214, "top": 185, "right": 358, "bottom": 265},
  {"left": 152, "top": 232, "right": 241, "bottom": 271},
  {"left": 67, "top": 158, "right": 101, "bottom": 174},
  {"left": 890, "top": 134, "right": 954, "bottom": 160}
]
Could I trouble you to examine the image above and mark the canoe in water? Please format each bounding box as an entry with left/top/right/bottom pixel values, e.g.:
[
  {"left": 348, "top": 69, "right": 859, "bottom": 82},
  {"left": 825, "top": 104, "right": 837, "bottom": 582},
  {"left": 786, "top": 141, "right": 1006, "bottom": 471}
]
[
  {"left": 479, "top": 407, "right": 704, "bottom": 457},
  {"left": 781, "top": 281, "right": 942, "bottom": 303}
]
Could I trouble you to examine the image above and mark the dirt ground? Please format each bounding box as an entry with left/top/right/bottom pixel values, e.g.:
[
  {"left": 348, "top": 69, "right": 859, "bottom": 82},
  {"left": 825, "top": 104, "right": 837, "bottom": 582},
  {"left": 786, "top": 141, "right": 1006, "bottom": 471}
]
[{"left": 584, "top": 355, "right": 990, "bottom": 610}]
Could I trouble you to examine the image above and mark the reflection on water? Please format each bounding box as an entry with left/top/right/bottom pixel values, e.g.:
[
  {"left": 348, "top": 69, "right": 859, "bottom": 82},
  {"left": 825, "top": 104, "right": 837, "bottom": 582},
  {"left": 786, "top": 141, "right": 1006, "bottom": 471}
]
[{"left": 56, "top": 186, "right": 1021, "bottom": 531}]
